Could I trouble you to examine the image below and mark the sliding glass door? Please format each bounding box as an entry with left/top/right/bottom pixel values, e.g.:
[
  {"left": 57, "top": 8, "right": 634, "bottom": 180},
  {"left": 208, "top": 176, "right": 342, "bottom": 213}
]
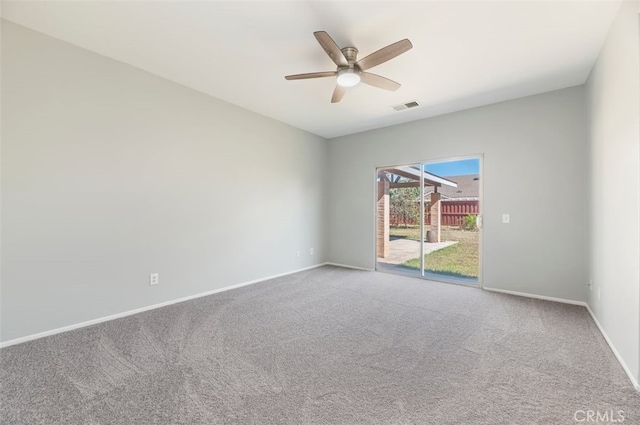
[{"left": 375, "top": 157, "right": 481, "bottom": 286}]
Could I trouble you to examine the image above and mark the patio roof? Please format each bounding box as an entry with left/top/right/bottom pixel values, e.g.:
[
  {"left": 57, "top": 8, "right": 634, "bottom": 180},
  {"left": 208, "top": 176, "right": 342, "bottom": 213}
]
[{"left": 380, "top": 166, "right": 458, "bottom": 189}]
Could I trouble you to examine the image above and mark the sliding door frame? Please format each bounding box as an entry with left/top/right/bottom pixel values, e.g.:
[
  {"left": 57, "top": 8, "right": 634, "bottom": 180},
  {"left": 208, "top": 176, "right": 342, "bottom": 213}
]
[{"left": 374, "top": 154, "right": 484, "bottom": 288}]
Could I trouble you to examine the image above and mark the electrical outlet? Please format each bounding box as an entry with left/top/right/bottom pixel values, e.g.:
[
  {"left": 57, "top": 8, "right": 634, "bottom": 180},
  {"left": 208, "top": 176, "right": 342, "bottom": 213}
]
[
  {"left": 149, "top": 273, "right": 159, "bottom": 285},
  {"left": 502, "top": 214, "right": 510, "bottom": 224},
  {"left": 297, "top": 250, "right": 300, "bottom": 258},
  {"left": 310, "top": 248, "right": 314, "bottom": 255},
  {"left": 589, "top": 280, "right": 593, "bottom": 291}
]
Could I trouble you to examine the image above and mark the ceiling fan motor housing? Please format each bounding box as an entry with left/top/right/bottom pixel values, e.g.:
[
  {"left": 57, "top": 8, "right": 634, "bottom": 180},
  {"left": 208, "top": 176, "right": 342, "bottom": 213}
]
[{"left": 341, "top": 47, "right": 359, "bottom": 66}]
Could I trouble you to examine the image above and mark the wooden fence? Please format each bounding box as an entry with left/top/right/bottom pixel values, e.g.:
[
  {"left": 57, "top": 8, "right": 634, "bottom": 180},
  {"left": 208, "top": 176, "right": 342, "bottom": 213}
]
[{"left": 390, "top": 200, "right": 479, "bottom": 227}]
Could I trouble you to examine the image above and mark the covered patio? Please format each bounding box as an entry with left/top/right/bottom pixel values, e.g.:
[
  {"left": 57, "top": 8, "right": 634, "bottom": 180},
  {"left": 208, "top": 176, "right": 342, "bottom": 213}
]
[{"left": 377, "top": 165, "right": 458, "bottom": 259}]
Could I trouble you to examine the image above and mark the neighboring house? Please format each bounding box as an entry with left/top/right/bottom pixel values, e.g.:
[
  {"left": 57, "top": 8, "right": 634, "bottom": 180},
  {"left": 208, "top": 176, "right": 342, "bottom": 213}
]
[
  {"left": 424, "top": 174, "right": 479, "bottom": 226},
  {"left": 423, "top": 174, "right": 479, "bottom": 202}
]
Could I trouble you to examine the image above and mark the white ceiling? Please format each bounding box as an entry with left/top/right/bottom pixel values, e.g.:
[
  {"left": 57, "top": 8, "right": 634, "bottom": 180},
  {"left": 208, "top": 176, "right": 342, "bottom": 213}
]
[{"left": 1, "top": 1, "right": 622, "bottom": 138}]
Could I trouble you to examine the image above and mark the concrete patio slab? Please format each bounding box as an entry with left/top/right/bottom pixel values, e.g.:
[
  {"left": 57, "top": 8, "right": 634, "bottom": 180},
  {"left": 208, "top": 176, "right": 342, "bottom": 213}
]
[{"left": 377, "top": 238, "right": 458, "bottom": 265}]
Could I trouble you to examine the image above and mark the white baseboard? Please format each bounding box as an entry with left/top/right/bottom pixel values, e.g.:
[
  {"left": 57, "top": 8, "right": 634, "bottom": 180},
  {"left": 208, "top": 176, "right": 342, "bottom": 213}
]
[
  {"left": 325, "top": 262, "right": 375, "bottom": 272},
  {"left": 584, "top": 304, "right": 640, "bottom": 392},
  {"left": 5, "top": 265, "right": 638, "bottom": 393},
  {"left": 483, "top": 286, "right": 587, "bottom": 306},
  {"left": 0, "top": 263, "right": 328, "bottom": 349},
  {"left": 483, "top": 286, "right": 639, "bottom": 391}
]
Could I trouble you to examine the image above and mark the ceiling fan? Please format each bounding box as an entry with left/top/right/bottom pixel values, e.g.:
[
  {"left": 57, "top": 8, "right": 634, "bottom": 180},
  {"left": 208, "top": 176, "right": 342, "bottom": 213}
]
[{"left": 285, "top": 31, "right": 413, "bottom": 103}]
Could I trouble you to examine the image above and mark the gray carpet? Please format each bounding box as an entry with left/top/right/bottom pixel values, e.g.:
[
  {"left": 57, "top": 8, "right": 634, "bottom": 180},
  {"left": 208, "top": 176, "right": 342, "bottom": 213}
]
[{"left": 1, "top": 266, "right": 639, "bottom": 424}]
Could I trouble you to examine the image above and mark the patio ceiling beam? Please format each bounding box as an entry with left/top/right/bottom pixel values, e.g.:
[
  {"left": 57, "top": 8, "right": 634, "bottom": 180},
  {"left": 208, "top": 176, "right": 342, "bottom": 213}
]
[
  {"left": 390, "top": 166, "right": 458, "bottom": 188},
  {"left": 386, "top": 168, "right": 422, "bottom": 181},
  {"left": 386, "top": 169, "right": 444, "bottom": 188}
]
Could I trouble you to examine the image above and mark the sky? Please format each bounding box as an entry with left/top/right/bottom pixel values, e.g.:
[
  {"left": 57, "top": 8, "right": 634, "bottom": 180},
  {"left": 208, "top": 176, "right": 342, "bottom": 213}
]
[{"left": 424, "top": 158, "right": 479, "bottom": 177}]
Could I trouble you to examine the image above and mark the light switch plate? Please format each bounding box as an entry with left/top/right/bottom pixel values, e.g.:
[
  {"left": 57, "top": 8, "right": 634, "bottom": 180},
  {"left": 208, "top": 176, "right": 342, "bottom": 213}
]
[{"left": 502, "top": 214, "right": 510, "bottom": 224}]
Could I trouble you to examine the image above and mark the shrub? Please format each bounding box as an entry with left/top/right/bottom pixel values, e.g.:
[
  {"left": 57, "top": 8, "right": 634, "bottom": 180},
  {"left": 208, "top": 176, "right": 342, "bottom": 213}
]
[{"left": 463, "top": 214, "right": 477, "bottom": 230}]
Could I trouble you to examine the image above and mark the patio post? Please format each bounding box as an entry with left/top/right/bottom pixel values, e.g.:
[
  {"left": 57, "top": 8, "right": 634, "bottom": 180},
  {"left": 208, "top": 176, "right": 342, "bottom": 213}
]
[
  {"left": 377, "top": 180, "right": 390, "bottom": 258},
  {"left": 429, "top": 192, "right": 441, "bottom": 243}
]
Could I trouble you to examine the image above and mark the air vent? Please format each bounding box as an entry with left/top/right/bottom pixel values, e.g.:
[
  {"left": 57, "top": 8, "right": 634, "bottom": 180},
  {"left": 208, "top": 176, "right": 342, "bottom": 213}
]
[{"left": 392, "top": 101, "right": 421, "bottom": 111}]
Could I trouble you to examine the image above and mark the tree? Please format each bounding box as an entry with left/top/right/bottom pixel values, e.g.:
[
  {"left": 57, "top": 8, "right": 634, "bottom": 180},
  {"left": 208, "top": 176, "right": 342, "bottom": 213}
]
[{"left": 390, "top": 186, "right": 420, "bottom": 228}]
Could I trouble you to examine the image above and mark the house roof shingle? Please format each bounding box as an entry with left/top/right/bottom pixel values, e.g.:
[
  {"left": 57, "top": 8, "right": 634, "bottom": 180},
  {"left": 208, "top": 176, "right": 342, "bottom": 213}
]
[{"left": 424, "top": 174, "right": 479, "bottom": 200}]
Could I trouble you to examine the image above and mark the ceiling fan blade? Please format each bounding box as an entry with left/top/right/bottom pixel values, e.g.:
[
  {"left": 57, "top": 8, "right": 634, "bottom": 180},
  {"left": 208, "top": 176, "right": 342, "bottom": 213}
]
[
  {"left": 285, "top": 71, "right": 337, "bottom": 80},
  {"left": 360, "top": 72, "right": 401, "bottom": 91},
  {"left": 331, "top": 85, "right": 347, "bottom": 103},
  {"left": 314, "top": 31, "right": 349, "bottom": 67},
  {"left": 356, "top": 39, "right": 413, "bottom": 71}
]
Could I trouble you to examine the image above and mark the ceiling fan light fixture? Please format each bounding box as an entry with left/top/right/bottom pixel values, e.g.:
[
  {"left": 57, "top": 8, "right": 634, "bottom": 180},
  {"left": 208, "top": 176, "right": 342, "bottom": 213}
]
[{"left": 336, "top": 68, "right": 361, "bottom": 87}]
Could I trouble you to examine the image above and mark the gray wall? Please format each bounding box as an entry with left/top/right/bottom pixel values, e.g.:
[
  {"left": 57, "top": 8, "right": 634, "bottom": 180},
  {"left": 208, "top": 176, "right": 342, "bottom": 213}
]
[
  {"left": 1, "top": 21, "right": 328, "bottom": 342},
  {"left": 586, "top": 1, "right": 640, "bottom": 383},
  {"left": 327, "top": 86, "right": 588, "bottom": 302}
]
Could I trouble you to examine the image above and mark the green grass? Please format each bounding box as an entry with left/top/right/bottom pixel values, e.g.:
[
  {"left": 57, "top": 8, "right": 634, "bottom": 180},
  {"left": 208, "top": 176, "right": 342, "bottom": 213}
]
[
  {"left": 389, "top": 226, "right": 421, "bottom": 241},
  {"left": 401, "top": 228, "right": 479, "bottom": 279}
]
